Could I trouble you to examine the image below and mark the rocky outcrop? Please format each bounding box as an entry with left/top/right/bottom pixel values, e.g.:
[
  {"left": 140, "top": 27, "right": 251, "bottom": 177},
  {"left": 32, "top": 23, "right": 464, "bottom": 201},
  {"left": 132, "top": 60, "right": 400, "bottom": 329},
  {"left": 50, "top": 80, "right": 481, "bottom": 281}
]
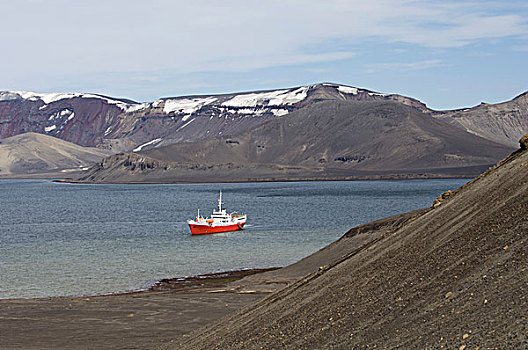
[
  {"left": 432, "top": 189, "right": 453, "bottom": 207},
  {"left": 520, "top": 133, "right": 528, "bottom": 150}
]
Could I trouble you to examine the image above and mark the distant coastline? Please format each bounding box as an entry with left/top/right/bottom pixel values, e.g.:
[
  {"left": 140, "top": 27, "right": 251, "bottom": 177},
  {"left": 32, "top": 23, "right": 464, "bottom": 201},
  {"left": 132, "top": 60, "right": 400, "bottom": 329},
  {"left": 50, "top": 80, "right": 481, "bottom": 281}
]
[{"left": 53, "top": 173, "right": 474, "bottom": 185}]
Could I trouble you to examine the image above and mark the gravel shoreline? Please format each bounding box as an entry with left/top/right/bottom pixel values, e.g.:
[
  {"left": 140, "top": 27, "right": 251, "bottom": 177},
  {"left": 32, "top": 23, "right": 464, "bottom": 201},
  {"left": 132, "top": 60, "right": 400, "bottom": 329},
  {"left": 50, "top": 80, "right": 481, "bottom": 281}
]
[{"left": 0, "top": 268, "right": 279, "bottom": 349}]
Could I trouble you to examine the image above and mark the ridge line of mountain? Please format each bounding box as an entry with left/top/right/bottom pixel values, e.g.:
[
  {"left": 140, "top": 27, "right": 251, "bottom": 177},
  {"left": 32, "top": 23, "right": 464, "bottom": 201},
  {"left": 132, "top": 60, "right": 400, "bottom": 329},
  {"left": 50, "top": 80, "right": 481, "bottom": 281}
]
[
  {"left": 3, "top": 82, "right": 525, "bottom": 153},
  {"left": 1, "top": 82, "right": 526, "bottom": 179}
]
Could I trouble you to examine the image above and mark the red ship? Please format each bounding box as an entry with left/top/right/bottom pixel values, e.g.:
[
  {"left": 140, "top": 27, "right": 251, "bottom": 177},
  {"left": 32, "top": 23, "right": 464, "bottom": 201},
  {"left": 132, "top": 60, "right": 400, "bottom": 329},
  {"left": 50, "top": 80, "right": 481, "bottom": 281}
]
[{"left": 187, "top": 191, "right": 247, "bottom": 235}]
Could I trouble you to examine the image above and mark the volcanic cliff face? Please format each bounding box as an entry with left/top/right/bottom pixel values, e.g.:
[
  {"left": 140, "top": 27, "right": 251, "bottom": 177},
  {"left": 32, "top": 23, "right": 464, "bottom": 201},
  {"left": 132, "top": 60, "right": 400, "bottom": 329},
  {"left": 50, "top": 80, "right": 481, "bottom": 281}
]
[
  {"left": 0, "top": 84, "right": 428, "bottom": 152},
  {"left": 0, "top": 92, "right": 137, "bottom": 151},
  {"left": 167, "top": 139, "right": 528, "bottom": 348}
]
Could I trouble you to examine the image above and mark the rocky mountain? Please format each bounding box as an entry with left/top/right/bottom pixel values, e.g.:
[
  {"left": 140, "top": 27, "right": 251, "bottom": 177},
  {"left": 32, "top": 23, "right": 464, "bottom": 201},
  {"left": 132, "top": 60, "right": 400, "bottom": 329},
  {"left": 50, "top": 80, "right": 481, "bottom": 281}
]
[
  {"left": 76, "top": 100, "right": 514, "bottom": 182},
  {"left": 433, "top": 91, "right": 528, "bottom": 148},
  {"left": 169, "top": 137, "right": 528, "bottom": 349},
  {"left": 0, "top": 84, "right": 429, "bottom": 153},
  {"left": 1, "top": 84, "right": 526, "bottom": 156},
  {"left": 2, "top": 83, "right": 525, "bottom": 180},
  {"left": 0, "top": 132, "right": 110, "bottom": 177},
  {"left": 0, "top": 91, "right": 136, "bottom": 151}
]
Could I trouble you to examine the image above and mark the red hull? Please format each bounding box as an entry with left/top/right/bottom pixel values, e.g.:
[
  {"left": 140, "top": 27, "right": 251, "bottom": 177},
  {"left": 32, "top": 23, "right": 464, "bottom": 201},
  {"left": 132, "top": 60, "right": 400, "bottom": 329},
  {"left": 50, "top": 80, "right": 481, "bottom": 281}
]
[{"left": 189, "top": 222, "right": 245, "bottom": 235}]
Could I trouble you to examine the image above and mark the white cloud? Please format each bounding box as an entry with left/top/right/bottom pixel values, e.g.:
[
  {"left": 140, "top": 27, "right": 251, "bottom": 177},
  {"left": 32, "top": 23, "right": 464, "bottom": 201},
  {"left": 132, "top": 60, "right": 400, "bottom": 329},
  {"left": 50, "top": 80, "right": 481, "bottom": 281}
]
[
  {"left": 365, "top": 59, "right": 445, "bottom": 73},
  {"left": 190, "top": 52, "right": 357, "bottom": 73},
  {"left": 1, "top": 1, "right": 526, "bottom": 75},
  {"left": 0, "top": 0, "right": 526, "bottom": 104}
]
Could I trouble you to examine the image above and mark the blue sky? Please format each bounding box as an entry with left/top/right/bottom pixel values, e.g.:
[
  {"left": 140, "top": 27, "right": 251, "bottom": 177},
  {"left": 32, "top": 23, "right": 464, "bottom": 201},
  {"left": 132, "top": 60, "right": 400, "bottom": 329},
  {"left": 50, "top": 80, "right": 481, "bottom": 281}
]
[{"left": 1, "top": 0, "right": 527, "bottom": 109}]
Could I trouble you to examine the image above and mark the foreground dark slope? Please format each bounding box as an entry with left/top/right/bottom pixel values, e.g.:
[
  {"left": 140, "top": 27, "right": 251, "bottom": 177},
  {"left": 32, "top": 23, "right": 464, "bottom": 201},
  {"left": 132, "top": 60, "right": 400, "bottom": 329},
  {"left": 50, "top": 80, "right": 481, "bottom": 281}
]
[{"left": 171, "top": 137, "right": 528, "bottom": 349}]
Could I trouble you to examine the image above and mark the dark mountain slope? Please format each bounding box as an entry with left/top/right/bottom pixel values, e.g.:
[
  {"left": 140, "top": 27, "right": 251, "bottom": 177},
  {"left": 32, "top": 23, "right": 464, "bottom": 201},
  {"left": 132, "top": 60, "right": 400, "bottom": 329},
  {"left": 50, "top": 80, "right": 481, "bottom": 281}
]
[
  {"left": 146, "top": 100, "right": 511, "bottom": 171},
  {"left": 169, "top": 137, "right": 528, "bottom": 349},
  {"left": 76, "top": 101, "right": 514, "bottom": 182}
]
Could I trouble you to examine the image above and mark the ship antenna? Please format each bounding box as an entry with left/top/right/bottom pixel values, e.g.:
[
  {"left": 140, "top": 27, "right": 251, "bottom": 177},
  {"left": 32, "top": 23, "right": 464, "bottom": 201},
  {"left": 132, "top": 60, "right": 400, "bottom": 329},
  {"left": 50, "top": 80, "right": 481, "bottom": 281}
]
[{"left": 218, "top": 190, "right": 223, "bottom": 211}]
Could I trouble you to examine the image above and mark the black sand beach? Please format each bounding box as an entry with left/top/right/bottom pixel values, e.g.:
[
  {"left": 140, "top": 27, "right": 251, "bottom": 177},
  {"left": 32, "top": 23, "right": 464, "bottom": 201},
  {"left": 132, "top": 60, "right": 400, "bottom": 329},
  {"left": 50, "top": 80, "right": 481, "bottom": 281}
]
[{"left": 0, "top": 270, "right": 274, "bottom": 349}]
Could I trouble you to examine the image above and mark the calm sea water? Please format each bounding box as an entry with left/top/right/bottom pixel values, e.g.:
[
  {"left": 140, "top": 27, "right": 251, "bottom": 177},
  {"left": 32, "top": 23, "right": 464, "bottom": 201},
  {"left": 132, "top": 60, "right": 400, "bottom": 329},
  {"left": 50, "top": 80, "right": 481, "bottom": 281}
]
[{"left": 0, "top": 179, "right": 469, "bottom": 299}]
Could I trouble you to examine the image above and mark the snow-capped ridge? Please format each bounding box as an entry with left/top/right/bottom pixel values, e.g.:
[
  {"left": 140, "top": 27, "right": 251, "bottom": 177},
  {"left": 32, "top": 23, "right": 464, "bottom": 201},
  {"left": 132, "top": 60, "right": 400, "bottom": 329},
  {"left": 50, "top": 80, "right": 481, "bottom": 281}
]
[
  {"left": 0, "top": 90, "right": 143, "bottom": 112},
  {"left": 320, "top": 82, "right": 389, "bottom": 97}
]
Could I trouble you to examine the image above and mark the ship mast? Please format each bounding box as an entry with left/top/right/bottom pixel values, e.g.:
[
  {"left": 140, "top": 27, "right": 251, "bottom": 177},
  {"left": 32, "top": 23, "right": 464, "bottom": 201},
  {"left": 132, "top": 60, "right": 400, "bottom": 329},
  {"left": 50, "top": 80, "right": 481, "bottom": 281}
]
[{"left": 218, "top": 190, "right": 223, "bottom": 212}]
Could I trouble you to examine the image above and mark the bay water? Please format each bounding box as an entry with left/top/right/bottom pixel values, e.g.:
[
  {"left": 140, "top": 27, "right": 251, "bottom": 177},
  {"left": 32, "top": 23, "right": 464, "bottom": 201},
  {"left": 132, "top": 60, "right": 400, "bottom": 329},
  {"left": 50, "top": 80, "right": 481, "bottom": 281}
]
[{"left": 0, "top": 178, "right": 468, "bottom": 299}]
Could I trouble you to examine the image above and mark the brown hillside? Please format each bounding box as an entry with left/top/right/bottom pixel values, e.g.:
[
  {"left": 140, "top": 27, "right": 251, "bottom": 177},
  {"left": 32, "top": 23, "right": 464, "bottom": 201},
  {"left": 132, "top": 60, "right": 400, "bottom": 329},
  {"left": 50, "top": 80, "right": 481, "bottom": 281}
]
[
  {"left": 145, "top": 100, "right": 512, "bottom": 172},
  {"left": 434, "top": 91, "right": 528, "bottom": 148},
  {"left": 0, "top": 132, "right": 110, "bottom": 177}
]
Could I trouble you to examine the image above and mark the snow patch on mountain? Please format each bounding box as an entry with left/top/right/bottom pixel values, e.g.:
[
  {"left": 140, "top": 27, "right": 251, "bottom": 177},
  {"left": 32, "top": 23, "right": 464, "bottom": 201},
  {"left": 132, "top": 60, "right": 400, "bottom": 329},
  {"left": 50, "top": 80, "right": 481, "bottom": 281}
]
[
  {"left": 44, "top": 107, "right": 79, "bottom": 135},
  {"left": 269, "top": 87, "right": 309, "bottom": 105},
  {"left": 178, "top": 118, "right": 196, "bottom": 131},
  {"left": 337, "top": 86, "right": 359, "bottom": 95},
  {"left": 222, "top": 90, "right": 287, "bottom": 107},
  {"left": 48, "top": 109, "right": 73, "bottom": 121},
  {"left": 236, "top": 108, "right": 266, "bottom": 115},
  {"left": 222, "top": 87, "right": 309, "bottom": 107},
  {"left": 124, "top": 103, "right": 149, "bottom": 113},
  {"left": 5, "top": 91, "right": 86, "bottom": 104},
  {"left": 0, "top": 92, "right": 23, "bottom": 101},
  {"left": 133, "top": 138, "right": 162, "bottom": 152},
  {"left": 271, "top": 109, "right": 289, "bottom": 117},
  {"left": 162, "top": 97, "right": 217, "bottom": 116},
  {"left": 42, "top": 93, "right": 81, "bottom": 104}
]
